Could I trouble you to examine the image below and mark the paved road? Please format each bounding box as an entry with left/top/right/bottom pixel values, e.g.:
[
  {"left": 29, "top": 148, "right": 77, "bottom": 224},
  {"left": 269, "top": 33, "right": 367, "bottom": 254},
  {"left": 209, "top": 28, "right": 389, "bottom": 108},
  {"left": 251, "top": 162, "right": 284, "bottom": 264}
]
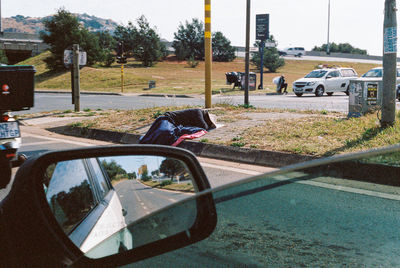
[
  {"left": 15, "top": 92, "right": 397, "bottom": 115},
  {"left": 114, "top": 179, "right": 192, "bottom": 224},
  {"left": 3, "top": 128, "right": 400, "bottom": 267}
]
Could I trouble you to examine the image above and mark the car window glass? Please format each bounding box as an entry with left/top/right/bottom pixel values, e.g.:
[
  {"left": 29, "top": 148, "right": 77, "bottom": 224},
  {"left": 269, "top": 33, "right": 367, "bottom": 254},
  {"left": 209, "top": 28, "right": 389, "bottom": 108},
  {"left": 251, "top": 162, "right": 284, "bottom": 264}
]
[
  {"left": 329, "top": 71, "right": 340, "bottom": 77},
  {"left": 341, "top": 69, "right": 356, "bottom": 77},
  {"left": 362, "top": 69, "right": 383, "bottom": 77},
  {"left": 88, "top": 158, "right": 111, "bottom": 199},
  {"left": 133, "top": 149, "right": 400, "bottom": 267},
  {"left": 305, "top": 70, "right": 327, "bottom": 78},
  {"left": 44, "top": 159, "right": 97, "bottom": 235}
]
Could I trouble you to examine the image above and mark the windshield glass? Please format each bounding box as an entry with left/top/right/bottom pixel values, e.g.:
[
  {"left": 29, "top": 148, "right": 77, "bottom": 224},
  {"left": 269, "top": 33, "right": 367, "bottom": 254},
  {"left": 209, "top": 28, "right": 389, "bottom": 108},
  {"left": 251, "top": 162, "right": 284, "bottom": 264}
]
[
  {"left": 362, "top": 68, "right": 400, "bottom": 77},
  {"left": 305, "top": 70, "right": 327, "bottom": 78},
  {"left": 135, "top": 146, "right": 400, "bottom": 267},
  {"left": 362, "top": 69, "right": 383, "bottom": 77}
]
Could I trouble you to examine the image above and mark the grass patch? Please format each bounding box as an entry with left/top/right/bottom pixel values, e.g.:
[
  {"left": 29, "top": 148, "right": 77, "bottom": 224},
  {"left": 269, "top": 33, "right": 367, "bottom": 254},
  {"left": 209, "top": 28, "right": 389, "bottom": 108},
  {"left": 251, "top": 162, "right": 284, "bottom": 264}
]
[
  {"left": 52, "top": 104, "right": 400, "bottom": 157},
  {"left": 21, "top": 51, "right": 379, "bottom": 95},
  {"left": 140, "top": 180, "right": 194, "bottom": 192}
]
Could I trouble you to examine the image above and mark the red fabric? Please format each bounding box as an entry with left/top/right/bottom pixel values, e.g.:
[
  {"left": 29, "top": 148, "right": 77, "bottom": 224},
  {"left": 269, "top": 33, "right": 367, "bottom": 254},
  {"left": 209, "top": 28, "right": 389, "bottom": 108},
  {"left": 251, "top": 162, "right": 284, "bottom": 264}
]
[{"left": 171, "top": 130, "right": 208, "bottom": 147}]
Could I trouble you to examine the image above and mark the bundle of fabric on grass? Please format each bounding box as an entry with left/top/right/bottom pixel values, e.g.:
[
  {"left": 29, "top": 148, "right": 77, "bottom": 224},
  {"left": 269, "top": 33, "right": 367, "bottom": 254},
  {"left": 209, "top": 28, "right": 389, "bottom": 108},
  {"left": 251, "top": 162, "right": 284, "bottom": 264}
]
[{"left": 139, "top": 109, "right": 216, "bottom": 146}]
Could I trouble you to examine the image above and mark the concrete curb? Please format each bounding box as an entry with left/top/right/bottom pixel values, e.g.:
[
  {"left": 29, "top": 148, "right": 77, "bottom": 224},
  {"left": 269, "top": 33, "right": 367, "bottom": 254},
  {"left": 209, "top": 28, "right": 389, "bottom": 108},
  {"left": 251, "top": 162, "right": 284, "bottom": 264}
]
[
  {"left": 35, "top": 90, "right": 193, "bottom": 98},
  {"left": 47, "top": 126, "right": 317, "bottom": 168}
]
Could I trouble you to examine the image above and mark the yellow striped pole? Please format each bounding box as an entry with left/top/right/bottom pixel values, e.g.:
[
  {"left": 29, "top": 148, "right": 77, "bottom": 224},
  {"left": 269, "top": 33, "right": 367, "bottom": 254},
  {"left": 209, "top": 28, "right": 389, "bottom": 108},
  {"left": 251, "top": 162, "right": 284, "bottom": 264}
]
[
  {"left": 205, "top": 0, "right": 212, "bottom": 108},
  {"left": 121, "top": 64, "right": 124, "bottom": 93}
]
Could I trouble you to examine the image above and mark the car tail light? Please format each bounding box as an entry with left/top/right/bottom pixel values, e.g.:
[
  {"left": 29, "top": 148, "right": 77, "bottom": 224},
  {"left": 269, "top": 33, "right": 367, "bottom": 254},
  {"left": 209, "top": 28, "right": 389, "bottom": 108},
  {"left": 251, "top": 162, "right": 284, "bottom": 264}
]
[
  {"left": 6, "top": 153, "right": 15, "bottom": 159},
  {"left": 2, "top": 84, "right": 9, "bottom": 95},
  {"left": 1, "top": 114, "right": 9, "bottom": 122}
]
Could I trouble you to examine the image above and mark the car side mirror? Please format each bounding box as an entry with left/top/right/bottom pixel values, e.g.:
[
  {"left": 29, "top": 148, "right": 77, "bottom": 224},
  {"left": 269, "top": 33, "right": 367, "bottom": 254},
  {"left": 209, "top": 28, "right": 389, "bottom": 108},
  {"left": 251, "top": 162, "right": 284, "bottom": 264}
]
[
  {"left": 326, "top": 75, "right": 332, "bottom": 79},
  {"left": 1, "top": 145, "right": 216, "bottom": 267}
]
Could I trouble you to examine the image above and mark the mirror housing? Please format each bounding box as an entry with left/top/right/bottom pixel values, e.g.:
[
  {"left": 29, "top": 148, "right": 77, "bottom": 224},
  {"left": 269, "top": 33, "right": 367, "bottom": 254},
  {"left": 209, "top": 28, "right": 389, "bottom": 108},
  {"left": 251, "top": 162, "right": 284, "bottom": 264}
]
[{"left": 0, "top": 145, "right": 216, "bottom": 267}]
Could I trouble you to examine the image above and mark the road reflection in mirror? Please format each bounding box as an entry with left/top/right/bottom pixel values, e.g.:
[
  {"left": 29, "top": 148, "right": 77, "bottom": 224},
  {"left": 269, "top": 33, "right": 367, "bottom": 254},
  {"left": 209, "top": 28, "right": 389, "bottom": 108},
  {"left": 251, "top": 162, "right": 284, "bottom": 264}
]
[{"left": 42, "top": 155, "right": 197, "bottom": 259}]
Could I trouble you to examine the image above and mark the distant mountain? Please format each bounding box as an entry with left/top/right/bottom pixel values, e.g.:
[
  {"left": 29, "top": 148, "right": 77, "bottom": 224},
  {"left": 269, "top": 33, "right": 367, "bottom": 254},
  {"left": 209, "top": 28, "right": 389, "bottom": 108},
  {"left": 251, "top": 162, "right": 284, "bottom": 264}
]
[{"left": 2, "top": 13, "right": 119, "bottom": 34}]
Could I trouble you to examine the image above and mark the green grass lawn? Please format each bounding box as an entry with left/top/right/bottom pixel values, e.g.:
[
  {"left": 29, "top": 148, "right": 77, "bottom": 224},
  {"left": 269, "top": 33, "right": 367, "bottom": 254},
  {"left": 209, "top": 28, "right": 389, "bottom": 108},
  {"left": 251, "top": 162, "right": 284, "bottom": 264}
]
[{"left": 19, "top": 51, "right": 379, "bottom": 95}]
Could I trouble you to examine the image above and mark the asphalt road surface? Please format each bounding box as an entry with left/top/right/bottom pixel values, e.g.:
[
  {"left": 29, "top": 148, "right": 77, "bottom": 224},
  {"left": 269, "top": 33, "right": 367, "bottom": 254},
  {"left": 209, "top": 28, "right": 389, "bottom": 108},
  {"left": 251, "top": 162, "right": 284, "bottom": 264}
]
[
  {"left": 2, "top": 128, "right": 400, "bottom": 267},
  {"left": 15, "top": 92, "right": 390, "bottom": 115}
]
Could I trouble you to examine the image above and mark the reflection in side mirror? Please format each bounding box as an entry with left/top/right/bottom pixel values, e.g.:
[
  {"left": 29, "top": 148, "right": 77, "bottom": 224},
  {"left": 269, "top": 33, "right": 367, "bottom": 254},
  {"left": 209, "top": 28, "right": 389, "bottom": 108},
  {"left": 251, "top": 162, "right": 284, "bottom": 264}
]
[{"left": 42, "top": 155, "right": 201, "bottom": 259}]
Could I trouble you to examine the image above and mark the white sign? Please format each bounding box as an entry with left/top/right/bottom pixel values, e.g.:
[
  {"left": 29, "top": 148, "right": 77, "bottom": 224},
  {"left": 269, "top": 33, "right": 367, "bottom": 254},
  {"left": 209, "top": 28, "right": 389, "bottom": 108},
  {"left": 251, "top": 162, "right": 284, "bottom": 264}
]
[
  {"left": 265, "top": 42, "right": 276, "bottom": 48},
  {"left": 384, "top": 27, "right": 397, "bottom": 54},
  {"left": 63, "top": 50, "right": 87, "bottom": 68},
  {"left": 250, "top": 47, "right": 258, "bottom": 52}
]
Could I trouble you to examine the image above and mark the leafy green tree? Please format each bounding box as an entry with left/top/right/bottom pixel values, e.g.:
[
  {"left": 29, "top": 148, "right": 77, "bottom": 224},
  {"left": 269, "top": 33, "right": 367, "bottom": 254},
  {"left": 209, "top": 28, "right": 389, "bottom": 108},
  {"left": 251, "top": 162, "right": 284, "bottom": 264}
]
[
  {"left": 141, "top": 169, "right": 151, "bottom": 181},
  {"left": 132, "top": 15, "right": 166, "bottom": 67},
  {"left": 172, "top": 18, "right": 204, "bottom": 60},
  {"left": 251, "top": 36, "right": 284, "bottom": 72},
  {"left": 312, "top": 42, "right": 367, "bottom": 55},
  {"left": 160, "top": 159, "right": 186, "bottom": 178},
  {"left": 114, "top": 22, "right": 137, "bottom": 56},
  {"left": 40, "top": 8, "right": 105, "bottom": 71},
  {"left": 113, "top": 16, "right": 166, "bottom": 67},
  {"left": 101, "top": 159, "right": 127, "bottom": 181},
  {"left": 212, "top": 31, "right": 236, "bottom": 62},
  {"left": 96, "top": 31, "right": 116, "bottom": 66}
]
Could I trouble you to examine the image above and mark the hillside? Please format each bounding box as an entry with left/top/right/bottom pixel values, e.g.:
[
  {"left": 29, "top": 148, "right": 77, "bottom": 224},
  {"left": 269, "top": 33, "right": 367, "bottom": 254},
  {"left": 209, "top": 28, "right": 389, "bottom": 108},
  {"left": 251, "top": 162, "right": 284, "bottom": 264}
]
[{"left": 2, "top": 13, "right": 119, "bottom": 34}]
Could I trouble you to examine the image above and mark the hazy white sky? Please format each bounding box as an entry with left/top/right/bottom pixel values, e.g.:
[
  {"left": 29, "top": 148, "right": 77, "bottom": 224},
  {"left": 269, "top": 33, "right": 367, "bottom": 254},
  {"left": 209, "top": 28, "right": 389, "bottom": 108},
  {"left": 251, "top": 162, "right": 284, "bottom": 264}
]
[{"left": 2, "top": 0, "right": 395, "bottom": 56}]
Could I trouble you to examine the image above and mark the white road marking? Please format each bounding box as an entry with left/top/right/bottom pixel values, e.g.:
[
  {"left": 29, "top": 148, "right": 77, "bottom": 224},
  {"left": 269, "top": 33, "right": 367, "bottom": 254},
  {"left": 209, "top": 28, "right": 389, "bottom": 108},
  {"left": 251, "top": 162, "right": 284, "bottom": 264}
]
[
  {"left": 201, "top": 161, "right": 400, "bottom": 201},
  {"left": 201, "top": 162, "right": 262, "bottom": 176},
  {"left": 168, "top": 198, "right": 176, "bottom": 202},
  {"left": 22, "top": 133, "right": 94, "bottom": 147}
]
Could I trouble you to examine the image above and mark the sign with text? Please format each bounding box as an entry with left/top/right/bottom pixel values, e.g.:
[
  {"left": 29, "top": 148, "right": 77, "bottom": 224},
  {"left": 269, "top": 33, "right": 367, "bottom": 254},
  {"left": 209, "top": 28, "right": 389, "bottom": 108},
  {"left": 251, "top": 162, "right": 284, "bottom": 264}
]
[
  {"left": 256, "top": 14, "right": 269, "bottom": 41},
  {"left": 366, "top": 83, "right": 378, "bottom": 105},
  {"left": 63, "top": 50, "right": 87, "bottom": 68}
]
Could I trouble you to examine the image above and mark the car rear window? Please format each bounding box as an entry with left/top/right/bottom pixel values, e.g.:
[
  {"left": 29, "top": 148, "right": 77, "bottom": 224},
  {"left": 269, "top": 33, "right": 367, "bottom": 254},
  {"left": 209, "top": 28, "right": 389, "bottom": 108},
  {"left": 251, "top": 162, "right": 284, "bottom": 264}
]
[{"left": 341, "top": 69, "right": 357, "bottom": 77}]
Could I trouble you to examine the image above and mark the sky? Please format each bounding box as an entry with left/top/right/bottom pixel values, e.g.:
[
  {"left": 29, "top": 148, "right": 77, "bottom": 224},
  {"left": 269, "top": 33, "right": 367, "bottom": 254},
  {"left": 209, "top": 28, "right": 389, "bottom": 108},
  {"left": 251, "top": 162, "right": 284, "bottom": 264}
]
[{"left": 2, "top": 0, "right": 396, "bottom": 56}]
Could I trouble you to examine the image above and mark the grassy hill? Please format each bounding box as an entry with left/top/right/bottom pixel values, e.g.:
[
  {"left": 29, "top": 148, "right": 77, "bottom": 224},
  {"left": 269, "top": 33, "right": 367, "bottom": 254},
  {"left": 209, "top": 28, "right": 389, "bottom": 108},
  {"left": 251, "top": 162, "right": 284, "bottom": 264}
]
[{"left": 19, "top": 52, "right": 379, "bottom": 94}]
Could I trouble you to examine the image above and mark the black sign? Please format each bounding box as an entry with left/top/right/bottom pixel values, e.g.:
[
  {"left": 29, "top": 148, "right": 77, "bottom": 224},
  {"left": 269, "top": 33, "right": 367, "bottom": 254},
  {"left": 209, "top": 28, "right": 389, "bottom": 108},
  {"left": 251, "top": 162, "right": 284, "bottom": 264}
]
[{"left": 256, "top": 14, "right": 269, "bottom": 41}]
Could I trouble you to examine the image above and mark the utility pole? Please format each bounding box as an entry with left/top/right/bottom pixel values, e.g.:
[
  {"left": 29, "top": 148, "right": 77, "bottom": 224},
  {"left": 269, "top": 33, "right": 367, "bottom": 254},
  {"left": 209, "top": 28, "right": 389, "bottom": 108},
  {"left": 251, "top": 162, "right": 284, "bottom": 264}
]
[
  {"left": 244, "top": 0, "right": 251, "bottom": 106},
  {"left": 73, "top": 44, "right": 80, "bottom": 112},
  {"left": 204, "top": 0, "right": 212, "bottom": 108},
  {"left": 327, "top": 0, "right": 331, "bottom": 55},
  {"left": 381, "top": 0, "right": 397, "bottom": 127}
]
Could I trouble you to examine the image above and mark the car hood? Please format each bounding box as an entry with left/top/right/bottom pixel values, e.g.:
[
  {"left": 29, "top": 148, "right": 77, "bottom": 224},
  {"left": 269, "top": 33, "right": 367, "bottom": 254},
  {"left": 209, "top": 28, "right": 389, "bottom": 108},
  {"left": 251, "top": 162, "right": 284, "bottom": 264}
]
[{"left": 294, "top": 78, "right": 323, "bottom": 83}]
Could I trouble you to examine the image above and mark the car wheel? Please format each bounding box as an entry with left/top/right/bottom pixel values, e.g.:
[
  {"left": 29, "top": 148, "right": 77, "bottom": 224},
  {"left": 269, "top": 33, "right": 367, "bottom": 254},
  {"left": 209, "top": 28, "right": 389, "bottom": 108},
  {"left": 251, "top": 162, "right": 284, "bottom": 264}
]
[
  {"left": 295, "top": 93, "right": 303, "bottom": 97},
  {"left": 315, "top": 86, "right": 324, "bottom": 97},
  {"left": 327, "top": 92, "right": 333, "bottom": 96},
  {"left": 345, "top": 86, "right": 350, "bottom": 96}
]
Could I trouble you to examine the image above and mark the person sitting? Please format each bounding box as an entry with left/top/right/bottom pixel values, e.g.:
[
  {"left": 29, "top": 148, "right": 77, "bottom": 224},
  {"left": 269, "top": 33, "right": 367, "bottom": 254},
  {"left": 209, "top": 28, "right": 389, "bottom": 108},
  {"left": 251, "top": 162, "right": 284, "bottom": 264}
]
[{"left": 277, "top": 75, "right": 288, "bottom": 94}]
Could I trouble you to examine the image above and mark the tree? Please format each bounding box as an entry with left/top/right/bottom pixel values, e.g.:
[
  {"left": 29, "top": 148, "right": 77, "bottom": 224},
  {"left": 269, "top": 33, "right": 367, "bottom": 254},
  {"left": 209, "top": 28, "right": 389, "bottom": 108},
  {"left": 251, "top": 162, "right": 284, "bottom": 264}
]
[
  {"left": 95, "top": 31, "right": 116, "bottom": 67},
  {"left": 40, "top": 8, "right": 105, "bottom": 71},
  {"left": 141, "top": 169, "right": 151, "bottom": 181},
  {"left": 251, "top": 36, "right": 285, "bottom": 72},
  {"left": 159, "top": 159, "right": 186, "bottom": 178},
  {"left": 212, "top": 31, "right": 236, "bottom": 62},
  {"left": 132, "top": 16, "right": 166, "bottom": 67},
  {"left": 114, "top": 22, "right": 137, "bottom": 56},
  {"left": 114, "top": 16, "right": 166, "bottom": 67},
  {"left": 100, "top": 159, "right": 127, "bottom": 181},
  {"left": 172, "top": 18, "right": 204, "bottom": 60},
  {"left": 312, "top": 42, "right": 367, "bottom": 55}
]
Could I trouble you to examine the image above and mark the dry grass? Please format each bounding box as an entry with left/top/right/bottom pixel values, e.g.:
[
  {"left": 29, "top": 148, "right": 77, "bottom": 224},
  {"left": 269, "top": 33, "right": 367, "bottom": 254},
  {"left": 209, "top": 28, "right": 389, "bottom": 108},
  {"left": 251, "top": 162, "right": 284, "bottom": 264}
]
[
  {"left": 19, "top": 52, "right": 379, "bottom": 95},
  {"left": 65, "top": 105, "right": 400, "bottom": 157}
]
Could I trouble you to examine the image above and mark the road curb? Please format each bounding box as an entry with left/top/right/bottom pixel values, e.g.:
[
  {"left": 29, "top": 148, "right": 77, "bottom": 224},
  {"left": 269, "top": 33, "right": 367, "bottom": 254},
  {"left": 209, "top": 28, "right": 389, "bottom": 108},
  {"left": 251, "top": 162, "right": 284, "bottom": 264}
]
[
  {"left": 35, "top": 90, "right": 193, "bottom": 98},
  {"left": 46, "top": 126, "right": 317, "bottom": 168},
  {"left": 35, "top": 90, "right": 122, "bottom": 96}
]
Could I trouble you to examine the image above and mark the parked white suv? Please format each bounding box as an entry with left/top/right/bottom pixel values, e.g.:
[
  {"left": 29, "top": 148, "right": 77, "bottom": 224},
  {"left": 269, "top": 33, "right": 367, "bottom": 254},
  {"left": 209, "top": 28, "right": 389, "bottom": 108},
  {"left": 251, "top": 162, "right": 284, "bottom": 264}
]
[
  {"left": 280, "top": 47, "right": 306, "bottom": 57},
  {"left": 292, "top": 67, "right": 358, "bottom": 97}
]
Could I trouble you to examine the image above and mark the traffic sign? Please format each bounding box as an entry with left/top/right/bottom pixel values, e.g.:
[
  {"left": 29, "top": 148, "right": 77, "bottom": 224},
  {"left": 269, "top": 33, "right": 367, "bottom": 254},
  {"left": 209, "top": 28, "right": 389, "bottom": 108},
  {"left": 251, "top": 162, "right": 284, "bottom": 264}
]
[
  {"left": 256, "top": 14, "right": 269, "bottom": 41},
  {"left": 63, "top": 49, "right": 87, "bottom": 68}
]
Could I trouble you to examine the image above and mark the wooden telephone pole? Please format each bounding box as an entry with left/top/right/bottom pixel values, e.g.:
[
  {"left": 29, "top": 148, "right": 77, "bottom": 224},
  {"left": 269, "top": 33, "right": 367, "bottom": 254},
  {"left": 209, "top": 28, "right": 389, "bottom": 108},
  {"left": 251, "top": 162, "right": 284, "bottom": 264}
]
[{"left": 381, "top": 0, "right": 397, "bottom": 127}]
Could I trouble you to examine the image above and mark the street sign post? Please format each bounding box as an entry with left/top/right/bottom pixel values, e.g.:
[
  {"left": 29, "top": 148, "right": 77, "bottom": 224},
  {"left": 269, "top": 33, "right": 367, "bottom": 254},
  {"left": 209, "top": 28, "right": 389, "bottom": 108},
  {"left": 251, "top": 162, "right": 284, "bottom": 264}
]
[
  {"left": 256, "top": 14, "right": 270, "bottom": 90},
  {"left": 64, "top": 46, "right": 86, "bottom": 111}
]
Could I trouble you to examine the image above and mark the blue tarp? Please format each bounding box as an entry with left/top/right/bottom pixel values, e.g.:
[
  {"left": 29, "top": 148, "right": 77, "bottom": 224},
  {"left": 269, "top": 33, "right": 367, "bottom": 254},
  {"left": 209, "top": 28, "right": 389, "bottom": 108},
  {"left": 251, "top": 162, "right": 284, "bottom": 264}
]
[{"left": 139, "top": 116, "right": 205, "bottom": 145}]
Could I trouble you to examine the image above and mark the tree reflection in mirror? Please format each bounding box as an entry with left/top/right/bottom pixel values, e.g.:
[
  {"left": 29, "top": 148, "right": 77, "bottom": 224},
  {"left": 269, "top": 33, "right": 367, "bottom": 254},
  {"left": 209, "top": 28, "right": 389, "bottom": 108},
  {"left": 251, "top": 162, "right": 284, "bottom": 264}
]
[{"left": 42, "top": 155, "right": 197, "bottom": 259}]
